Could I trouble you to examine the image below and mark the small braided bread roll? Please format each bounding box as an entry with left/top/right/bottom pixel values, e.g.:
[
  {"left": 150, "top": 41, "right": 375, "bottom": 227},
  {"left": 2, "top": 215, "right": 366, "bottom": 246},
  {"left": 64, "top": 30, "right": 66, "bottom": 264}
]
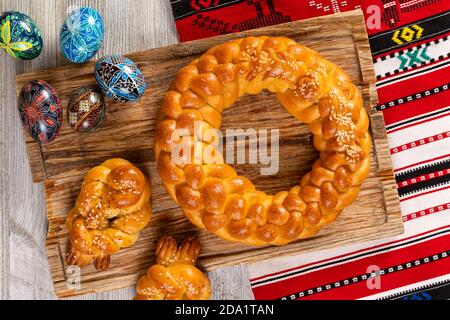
[
  {"left": 155, "top": 36, "right": 371, "bottom": 246},
  {"left": 135, "top": 236, "right": 211, "bottom": 300},
  {"left": 66, "top": 158, "right": 152, "bottom": 270}
]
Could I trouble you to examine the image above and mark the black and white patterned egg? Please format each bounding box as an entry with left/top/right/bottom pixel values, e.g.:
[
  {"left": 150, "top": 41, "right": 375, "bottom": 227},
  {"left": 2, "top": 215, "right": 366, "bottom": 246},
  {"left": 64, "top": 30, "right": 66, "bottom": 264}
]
[{"left": 94, "top": 55, "right": 147, "bottom": 102}]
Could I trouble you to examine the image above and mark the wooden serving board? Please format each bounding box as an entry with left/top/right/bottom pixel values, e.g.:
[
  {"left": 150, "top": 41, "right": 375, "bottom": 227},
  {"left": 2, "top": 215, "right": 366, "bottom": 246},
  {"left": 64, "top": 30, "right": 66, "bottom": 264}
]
[{"left": 15, "top": 10, "right": 403, "bottom": 298}]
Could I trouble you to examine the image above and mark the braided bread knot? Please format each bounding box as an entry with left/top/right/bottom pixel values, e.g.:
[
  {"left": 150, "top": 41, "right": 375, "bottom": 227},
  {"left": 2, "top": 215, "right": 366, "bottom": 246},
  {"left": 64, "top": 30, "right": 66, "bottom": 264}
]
[
  {"left": 135, "top": 236, "right": 211, "bottom": 300},
  {"left": 155, "top": 36, "right": 371, "bottom": 246},
  {"left": 66, "top": 158, "right": 152, "bottom": 270}
]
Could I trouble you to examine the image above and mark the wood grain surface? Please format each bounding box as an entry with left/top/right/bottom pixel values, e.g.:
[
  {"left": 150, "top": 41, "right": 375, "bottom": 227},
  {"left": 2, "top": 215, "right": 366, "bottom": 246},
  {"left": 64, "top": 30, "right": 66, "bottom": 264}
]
[
  {"left": 1, "top": 0, "right": 254, "bottom": 300},
  {"left": 13, "top": 9, "right": 403, "bottom": 298}
]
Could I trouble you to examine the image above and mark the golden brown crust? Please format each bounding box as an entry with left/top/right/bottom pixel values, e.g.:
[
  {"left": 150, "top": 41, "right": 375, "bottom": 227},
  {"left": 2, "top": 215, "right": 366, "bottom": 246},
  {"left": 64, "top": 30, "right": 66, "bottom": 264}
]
[
  {"left": 155, "top": 36, "right": 371, "bottom": 246},
  {"left": 66, "top": 158, "right": 152, "bottom": 270},
  {"left": 134, "top": 236, "right": 211, "bottom": 300}
]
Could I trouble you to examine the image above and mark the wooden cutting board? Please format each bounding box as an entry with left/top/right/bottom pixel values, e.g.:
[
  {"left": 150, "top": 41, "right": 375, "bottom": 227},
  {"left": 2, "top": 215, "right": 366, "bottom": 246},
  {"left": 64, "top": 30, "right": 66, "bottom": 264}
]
[{"left": 15, "top": 9, "right": 403, "bottom": 298}]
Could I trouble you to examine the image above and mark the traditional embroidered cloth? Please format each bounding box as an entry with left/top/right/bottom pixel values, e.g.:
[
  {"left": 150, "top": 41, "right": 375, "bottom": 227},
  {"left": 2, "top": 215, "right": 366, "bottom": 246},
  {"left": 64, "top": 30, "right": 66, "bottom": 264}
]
[{"left": 170, "top": 0, "right": 450, "bottom": 300}]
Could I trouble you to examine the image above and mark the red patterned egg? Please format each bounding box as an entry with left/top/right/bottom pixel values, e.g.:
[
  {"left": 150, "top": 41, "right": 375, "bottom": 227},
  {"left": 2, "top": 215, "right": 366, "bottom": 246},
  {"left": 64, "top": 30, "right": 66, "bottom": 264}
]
[
  {"left": 18, "top": 80, "right": 62, "bottom": 144},
  {"left": 67, "top": 86, "right": 105, "bottom": 134}
]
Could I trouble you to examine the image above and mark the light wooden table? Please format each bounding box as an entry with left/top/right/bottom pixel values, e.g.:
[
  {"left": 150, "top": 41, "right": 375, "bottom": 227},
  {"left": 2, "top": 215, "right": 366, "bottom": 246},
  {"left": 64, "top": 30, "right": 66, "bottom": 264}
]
[{"left": 0, "top": 0, "right": 253, "bottom": 300}]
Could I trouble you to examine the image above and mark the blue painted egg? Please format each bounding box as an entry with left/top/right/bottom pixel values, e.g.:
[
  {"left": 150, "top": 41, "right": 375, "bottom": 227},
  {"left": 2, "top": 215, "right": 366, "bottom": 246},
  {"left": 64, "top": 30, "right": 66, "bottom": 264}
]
[
  {"left": 18, "top": 80, "right": 62, "bottom": 144},
  {"left": 60, "top": 7, "right": 104, "bottom": 63},
  {"left": 0, "top": 11, "right": 43, "bottom": 60},
  {"left": 94, "top": 55, "right": 147, "bottom": 102}
]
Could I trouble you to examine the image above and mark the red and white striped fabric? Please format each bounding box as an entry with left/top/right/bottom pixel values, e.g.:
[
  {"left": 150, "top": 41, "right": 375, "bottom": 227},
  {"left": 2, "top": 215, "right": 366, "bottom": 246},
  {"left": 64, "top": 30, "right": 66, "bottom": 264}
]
[
  {"left": 247, "top": 1, "right": 450, "bottom": 300},
  {"left": 170, "top": 0, "right": 450, "bottom": 299}
]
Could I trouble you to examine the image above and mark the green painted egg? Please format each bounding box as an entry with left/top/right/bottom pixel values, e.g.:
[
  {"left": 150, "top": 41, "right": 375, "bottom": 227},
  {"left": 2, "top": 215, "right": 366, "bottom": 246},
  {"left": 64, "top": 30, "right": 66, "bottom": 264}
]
[{"left": 0, "top": 11, "right": 43, "bottom": 60}]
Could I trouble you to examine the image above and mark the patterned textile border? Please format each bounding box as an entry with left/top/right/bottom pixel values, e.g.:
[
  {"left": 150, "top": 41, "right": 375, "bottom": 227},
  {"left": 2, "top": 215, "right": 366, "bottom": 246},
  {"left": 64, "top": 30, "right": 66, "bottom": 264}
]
[{"left": 169, "top": 0, "right": 450, "bottom": 299}]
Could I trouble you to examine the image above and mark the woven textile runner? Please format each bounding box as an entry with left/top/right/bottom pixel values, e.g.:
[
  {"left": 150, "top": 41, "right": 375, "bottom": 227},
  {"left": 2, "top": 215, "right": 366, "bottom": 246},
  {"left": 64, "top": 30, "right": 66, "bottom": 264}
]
[{"left": 170, "top": 0, "right": 450, "bottom": 299}]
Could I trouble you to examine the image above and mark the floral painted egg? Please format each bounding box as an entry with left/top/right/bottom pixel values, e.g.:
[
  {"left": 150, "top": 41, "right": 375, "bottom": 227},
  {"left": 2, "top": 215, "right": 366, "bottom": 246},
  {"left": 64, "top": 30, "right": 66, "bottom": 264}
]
[
  {"left": 67, "top": 86, "right": 105, "bottom": 134},
  {"left": 60, "top": 7, "right": 104, "bottom": 63},
  {"left": 18, "top": 80, "right": 62, "bottom": 144},
  {"left": 94, "top": 55, "right": 147, "bottom": 102},
  {"left": 0, "top": 11, "right": 43, "bottom": 60}
]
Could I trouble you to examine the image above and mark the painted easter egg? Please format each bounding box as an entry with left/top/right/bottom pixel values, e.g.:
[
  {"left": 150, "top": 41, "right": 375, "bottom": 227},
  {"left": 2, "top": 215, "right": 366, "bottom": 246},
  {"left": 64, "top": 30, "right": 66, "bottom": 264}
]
[
  {"left": 67, "top": 86, "right": 105, "bottom": 134},
  {"left": 0, "top": 11, "right": 43, "bottom": 60},
  {"left": 18, "top": 80, "right": 62, "bottom": 144},
  {"left": 60, "top": 7, "right": 104, "bottom": 63},
  {"left": 94, "top": 55, "right": 147, "bottom": 102}
]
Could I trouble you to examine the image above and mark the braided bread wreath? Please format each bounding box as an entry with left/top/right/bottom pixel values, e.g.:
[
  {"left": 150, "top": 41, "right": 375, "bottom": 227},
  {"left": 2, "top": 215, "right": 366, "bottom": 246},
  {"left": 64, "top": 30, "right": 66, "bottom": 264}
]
[
  {"left": 66, "top": 159, "right": 152, "bottom": 270},
  {"left": 155, "top": 36, "right": 371, "bottom": 246}
]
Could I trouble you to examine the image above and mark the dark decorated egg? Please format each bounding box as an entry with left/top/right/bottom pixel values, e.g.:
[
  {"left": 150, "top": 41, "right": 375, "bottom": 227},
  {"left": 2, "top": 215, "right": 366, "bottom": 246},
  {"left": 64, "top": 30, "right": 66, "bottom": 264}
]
[
  {"left": 18, "top": 80, "right": 62, "bottom": 144},
  {"left": 94, "top": 55, "right": 147, "bottom": 102},
  {"left": 60, "top": 7, "right": 104, "bottom": 63},
  {"left": 0, "top": 11, "right": 43, "bottom": 60},
  {"left": 67, "top": 86, "right": 105, "bottom": 134}
]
